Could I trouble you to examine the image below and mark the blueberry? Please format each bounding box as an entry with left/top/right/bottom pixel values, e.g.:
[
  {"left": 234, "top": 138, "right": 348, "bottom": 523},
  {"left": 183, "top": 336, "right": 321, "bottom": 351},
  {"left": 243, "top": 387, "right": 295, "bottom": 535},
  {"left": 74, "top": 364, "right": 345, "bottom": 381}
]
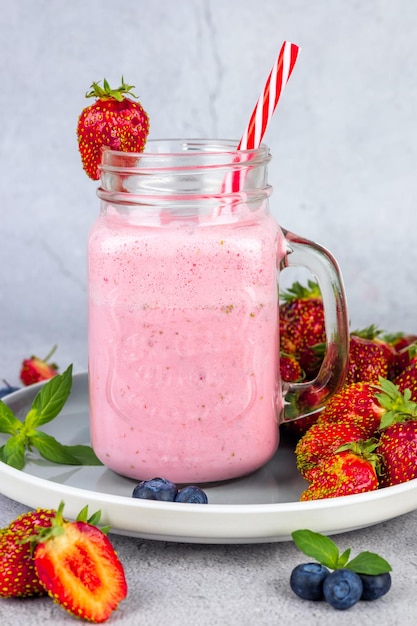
[
  {"left": 0, "top": 385, "right": 20, "bottom": 399},
  {"left": 290, "top": 562, "right": 330, "bottom": 601},
  {"left": 132, "top": 477, "right": 178, "bottom": 501},
  {"left": 359, "top": 572, "right": 392, "bottom": 601},
  {"left": 175, "top": 485, "right": 208, "bottom": 504},
  {"left": 323, "top": 569, "right": 363, "bottom": 610}
]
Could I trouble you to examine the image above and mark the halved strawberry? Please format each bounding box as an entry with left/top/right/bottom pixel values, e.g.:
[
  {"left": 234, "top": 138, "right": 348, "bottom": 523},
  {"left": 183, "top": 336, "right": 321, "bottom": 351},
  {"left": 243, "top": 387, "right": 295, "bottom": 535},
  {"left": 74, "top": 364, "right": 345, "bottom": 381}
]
[{"left": 33, "top": 503, "right": 127, "bottom": 623}]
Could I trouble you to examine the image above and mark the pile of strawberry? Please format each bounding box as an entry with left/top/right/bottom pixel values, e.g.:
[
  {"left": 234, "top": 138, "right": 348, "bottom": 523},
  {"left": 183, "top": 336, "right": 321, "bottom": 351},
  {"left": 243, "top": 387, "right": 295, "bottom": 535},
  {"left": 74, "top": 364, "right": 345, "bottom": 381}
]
[
  {"left": 279, "top": 280, "right": 417, "bottom": 500},
  {"left": 0, "top": 502, "right": 127, "bottom": 622}
]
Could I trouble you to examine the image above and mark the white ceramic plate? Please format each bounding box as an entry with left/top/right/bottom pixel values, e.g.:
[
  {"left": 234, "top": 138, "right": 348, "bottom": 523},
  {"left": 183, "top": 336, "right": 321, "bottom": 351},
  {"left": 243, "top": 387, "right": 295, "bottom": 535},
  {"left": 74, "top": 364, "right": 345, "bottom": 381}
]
[{"left": 1, "top": 373, "right": 417, "bottom": 544}]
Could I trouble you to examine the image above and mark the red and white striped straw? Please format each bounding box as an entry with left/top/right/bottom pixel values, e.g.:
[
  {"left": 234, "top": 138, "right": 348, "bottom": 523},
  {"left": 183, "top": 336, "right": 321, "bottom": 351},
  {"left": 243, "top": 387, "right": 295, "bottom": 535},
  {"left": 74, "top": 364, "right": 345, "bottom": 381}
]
[
  {"left": 221, "top": 41, "right": 300, "bottom": 201},
  {"left": 238, "top": 41, "right": 300, "bottom": 151}
]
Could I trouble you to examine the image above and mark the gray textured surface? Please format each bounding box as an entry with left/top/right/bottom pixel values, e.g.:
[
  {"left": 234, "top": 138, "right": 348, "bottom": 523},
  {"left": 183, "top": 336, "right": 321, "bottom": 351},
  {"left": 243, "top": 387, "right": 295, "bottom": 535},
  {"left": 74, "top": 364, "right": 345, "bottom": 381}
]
[
  {"left": 1, "top": 496, "right": 417, "bottom": 625},
  {"left": 1, "top": 1, "right": 417, "bottom": 623}
]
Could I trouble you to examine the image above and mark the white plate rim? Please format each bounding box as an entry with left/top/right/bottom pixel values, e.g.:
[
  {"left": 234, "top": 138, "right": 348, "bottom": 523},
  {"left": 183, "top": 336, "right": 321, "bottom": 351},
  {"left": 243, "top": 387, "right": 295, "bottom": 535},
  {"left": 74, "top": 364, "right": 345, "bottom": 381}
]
[{"left": 1, "top": 373, "right": 417, "bottom": 543}]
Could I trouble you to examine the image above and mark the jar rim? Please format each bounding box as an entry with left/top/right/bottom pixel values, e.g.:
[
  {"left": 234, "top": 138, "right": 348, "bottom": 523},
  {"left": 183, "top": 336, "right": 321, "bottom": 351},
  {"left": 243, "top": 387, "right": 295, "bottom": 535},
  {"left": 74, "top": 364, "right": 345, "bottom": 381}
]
[
  {"left": 98, "top": 139, "right": 271, "bottom": 206},
  {"left": 102, "top": 138, "right": 269, "bottom": 158},
  {"left": 99, "top": 139, "right": 271, "bottom": 175}
]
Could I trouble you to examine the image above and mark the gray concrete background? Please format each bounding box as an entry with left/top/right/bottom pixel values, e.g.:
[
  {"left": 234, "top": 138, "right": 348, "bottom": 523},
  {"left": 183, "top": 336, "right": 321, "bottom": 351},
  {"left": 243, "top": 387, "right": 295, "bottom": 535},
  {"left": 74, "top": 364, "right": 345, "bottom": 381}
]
[
  {"left": 1, "top": 0, "right": 416, "bottom": 379},
  {"left": 1, "top": 2, "right": 417, "bottom": 624}
]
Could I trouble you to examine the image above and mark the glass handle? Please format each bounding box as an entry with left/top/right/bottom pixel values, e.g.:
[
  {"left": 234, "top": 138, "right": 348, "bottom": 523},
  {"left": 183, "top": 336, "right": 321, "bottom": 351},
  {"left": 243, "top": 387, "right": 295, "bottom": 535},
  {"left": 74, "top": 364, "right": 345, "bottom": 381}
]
[{"left": 280, "top": 229, "right": 350, "bottom": 421}]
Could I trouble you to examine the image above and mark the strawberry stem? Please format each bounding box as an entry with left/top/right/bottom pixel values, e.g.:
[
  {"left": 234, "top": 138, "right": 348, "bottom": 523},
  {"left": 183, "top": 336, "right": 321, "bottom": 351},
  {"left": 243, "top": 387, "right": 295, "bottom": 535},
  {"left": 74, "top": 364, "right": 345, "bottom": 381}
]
[{"left": 42, "top": 345, "right": 57, "bottom": 363}]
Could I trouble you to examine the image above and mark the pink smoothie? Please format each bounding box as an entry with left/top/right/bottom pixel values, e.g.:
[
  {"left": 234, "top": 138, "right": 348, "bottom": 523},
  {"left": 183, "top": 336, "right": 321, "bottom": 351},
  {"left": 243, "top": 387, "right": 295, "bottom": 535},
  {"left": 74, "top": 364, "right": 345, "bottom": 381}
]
[{"left": 88, "top": 208, "right": 285, "bottom": 482}]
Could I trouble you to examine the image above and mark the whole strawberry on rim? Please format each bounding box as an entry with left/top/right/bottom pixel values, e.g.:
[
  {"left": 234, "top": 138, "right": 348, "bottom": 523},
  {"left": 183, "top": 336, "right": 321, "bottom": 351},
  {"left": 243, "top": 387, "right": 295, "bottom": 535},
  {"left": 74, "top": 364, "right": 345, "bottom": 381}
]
[{"left": 77, "top": 76, "right": 150, "bottom": 180}]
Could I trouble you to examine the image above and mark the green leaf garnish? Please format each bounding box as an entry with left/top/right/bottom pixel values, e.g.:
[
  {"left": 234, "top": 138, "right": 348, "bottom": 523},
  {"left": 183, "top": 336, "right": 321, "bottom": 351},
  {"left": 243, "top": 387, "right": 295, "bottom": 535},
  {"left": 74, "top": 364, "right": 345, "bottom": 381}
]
[
  {"left": 0, "top": 365, "right": 103, "bottom": 470},
  {"left": 345, "top": 551, "right": 392, "bottom": 575},
  {"left": 292, "top": 529, "right": 341, "bottom": 569},
  {"left": 2, "top": 435, "right": 26, "bottom": 470},
  {"left": 30, "top": 431, "right": 82, "bottom": 465},
  {"left": 25, "top": 364, "right": 73, "bottom": 428},
  {"left": 0, "top": 400, "right": 23, "bottom": 435},
  {"left": 292, "top": 529, "right": 392, "bottom": 575},
  {"left": 62, "top": 444, "right": 103, "bottom": 465}
]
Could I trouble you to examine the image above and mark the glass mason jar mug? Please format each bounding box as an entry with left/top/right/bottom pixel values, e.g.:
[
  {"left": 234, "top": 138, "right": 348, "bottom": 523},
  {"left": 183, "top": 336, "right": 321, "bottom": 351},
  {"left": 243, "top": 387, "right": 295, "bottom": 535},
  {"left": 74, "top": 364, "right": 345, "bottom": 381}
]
[{"left": 88, "top": 139, "right": 349, "bottom": 483}]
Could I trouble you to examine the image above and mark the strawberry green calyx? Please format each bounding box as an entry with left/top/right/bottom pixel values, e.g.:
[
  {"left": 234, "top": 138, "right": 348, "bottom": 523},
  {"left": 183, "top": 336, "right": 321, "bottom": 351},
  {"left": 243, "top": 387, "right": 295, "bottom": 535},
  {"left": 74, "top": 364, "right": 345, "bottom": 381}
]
[
  {"left": 280, "top": 279, "right": 321, "bottom": 304},
  {"left": 351, "top": 324, "right": 383, "bottom": 340},
  {"left": 26, "top": 502, "right": 109, "bottom": 546},
  {"left": 336, "top": 438, "right": 382, "bottom": 474},
  {"left": 85, "top": 76, "right": 138, "bottom": 102},
  {"left": 374, "top": 377, "right": 417, "bottom": 429}
]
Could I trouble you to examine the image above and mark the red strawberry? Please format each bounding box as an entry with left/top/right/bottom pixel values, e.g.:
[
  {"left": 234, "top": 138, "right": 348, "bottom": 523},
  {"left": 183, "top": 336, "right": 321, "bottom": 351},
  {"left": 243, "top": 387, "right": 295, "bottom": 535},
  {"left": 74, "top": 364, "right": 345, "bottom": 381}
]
[
  {"left": 296, "top": 379, "right": 417, "bottom": 481},
  {"left": 20, "top": 345, "right": 59, "bottom": 386},
  {"left": 77, "top": 77, "right": 150, "bottom": 180},
  {"left": 33, "top": 503, "right": 127, "bottom": 623},
  {"left": 279, "top": 280, "right": 325, "bottom": 378},
  {"left": 346, "top": 326, "right": 395, "bottom": 385},
  {"left": 394, "top": 361, "right": 417, "bottom": 402},
  {"left": 295, "top": 421, "right": 366, "bottom": 480},
  {"left": 300, "top": 447, "right": 379, "bottom": 501},
  {"left": 383, "top": 332, "right": 417, "bottom": 378},
  {"left": 0, "top": 508, "right": 56, "bottom": 598},
  {"left": 315, "top": 381, "right": 385, "bottom": 435},
  {"left": 283, "top": 413, "right": 320, "bottom": 439},
  {"left": 291, "top": 381, "right": 382, "bottom": 450},
  {"left": 378, "top": 420, "right": 417, "bottom": 486},
  {"left": 280, "top": 352, "right": 304, "bottom": 383}
]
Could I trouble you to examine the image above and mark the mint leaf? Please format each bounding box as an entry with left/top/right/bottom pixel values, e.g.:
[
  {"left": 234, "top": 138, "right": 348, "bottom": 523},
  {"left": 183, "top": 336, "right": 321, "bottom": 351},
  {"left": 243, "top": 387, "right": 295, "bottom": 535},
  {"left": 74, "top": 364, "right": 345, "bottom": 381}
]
[
  {"left": 338, "top": 548, "right": 351, "bottom": 568},
  {"left": 2, "top": 435, "right": 26, "bottom": 470},
  {"left": 0, "top": 400, "right": 23, "bottom": 435},
  {"left": 31, "top": 431, "right": 83, "bottom": 465},
  {"left": 0, "top": 364, "right": 103, "bottom": 470},
  {"left": 292, "top": 529, "right": 393, "bottom": 576},
  {"left": 25, "top": 364, "right": 73, "bottom": 428},
  {"left": 31, "top": 432, "right": 103, "bottom": 466},
  {"left": 345, "top": 551, "right": 392, "bottom": 575},
  {"left": 291, "top": 529, "right": 340, "bottom": 569},
  {"left": 62, "top": 444, "right": 103, "bottom": 466}
]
